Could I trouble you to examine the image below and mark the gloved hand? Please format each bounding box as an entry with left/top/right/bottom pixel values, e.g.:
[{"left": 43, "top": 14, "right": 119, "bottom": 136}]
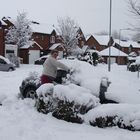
[{"left": 67, "top": 68, "right": 75, "bottom": 74}]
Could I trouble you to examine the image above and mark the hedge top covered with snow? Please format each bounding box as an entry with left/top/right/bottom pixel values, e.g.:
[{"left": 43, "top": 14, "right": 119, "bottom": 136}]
[
  {"left": 85, "top": 104, "right": 140, "bottom": 130},
  {"left": 36, "top": 83, "right": 99, "bottom": 107}
]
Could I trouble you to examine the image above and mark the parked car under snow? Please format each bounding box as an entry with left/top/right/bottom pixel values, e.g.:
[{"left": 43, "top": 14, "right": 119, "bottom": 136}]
[
  {"left": 34, "top": 55, "right": 50, "bottom": 65},
  {"left": 0, "top": 55, "right": 16, "bottom": 72}
]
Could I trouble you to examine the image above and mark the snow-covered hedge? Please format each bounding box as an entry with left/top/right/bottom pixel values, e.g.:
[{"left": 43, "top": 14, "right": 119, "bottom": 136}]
[
  {"left": 36, "top": 83, "right": 99, "bottom": 123},
  {"left": 84, "top": 104, "right": 140, "bottom": 131}
]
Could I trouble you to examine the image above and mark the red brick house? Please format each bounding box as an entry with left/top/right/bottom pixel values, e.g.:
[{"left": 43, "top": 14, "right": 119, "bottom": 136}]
[
  {"left": 1, "top": 17, "right": 91, "bottom": 63},
  {"left": 100, "top": 46, "right": 128, "bottom": 65},
  {"left": 0, "top": 17, "right": 60, "bottom": 63},
  {"left": 0, "top": 26, "right": 4, "bottom": 56},
  {"left": 0, "top": 20, "right": 7, "bottom": 56},
  {"left": 77, "top": 28, "right": 86, "bottom": 48},
  {"left": 86, "top": 35, "right": 108, "bottom": 52},
  {"left": 114, "top": 39, "right": 140, "bottom": 55}
]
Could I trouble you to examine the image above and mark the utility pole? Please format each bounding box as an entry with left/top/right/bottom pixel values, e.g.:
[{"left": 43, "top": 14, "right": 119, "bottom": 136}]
[{"left": 108, "top": 0, "right": 112, "bottom": 72}]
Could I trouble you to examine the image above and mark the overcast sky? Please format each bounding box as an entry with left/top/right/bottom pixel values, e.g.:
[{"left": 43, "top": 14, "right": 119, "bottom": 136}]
[{"left": 0, "top": 0, "right": 135, "bottom": 35}]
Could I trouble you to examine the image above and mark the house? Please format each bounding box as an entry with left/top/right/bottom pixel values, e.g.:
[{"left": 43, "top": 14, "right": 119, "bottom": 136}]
[
  {"left": 114, "top": 39, "right": 140, "bottom": 55},
  {"left": 77, "top": 28, "right": 86, "bottom": 48},
  {"left": 0, "top": 20, "right": 7, "bottom": 56},
  {"left": 86, "top": 35, "right": 102, "bottom": 51},
  {"left": 0, "top": 17, "right": 60, "bottom": 64},
  {"left": 100, "top": 46, "right": 128, "bottom": 65},
  {"left": 1, "top": 17, "right": 103, "bottom": 63},
  {"left": 85, "top": 34, "right": 111, "bottom": 52}
]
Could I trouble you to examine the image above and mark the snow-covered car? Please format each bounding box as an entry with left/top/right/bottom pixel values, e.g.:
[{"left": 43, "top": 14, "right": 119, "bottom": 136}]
[
  {"left": 127, "top": 56, "right": 140, "bottom": 72},
  {"left": 19, "top": 66, "right": 99, "bottom": 123},
  {"left": 19, "top": 69, "right": 68, "bottom": 99},
  {"left": 34, "top": 55, "right": 50, "bottom": 65},
  {"left": 0, "top": 55, "right": 16, "bottom": 72},
  {"left": 128, "top": 62, "right": 138, "bottom": 72}
]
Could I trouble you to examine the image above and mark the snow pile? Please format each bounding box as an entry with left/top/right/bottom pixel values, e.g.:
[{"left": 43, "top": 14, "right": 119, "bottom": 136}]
[
  {"left": 61, "top": 59, "right": 108, "bottom": 96},
  {"left": 37, "top": 83, "right": 54, "bottom": 97},
  {"left": 105, "top": 64, "right": 140, "bottom": 104}
]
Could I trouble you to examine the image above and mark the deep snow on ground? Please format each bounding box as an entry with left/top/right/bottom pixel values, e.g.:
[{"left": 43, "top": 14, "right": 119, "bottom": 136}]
[{"left": 0, "top": 61, "right": 140, "bottom": 140}]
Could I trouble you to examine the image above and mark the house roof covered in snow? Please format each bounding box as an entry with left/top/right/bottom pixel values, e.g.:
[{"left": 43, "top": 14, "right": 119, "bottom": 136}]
[
  {"left": 93, "top": 35, "right": 110, "bottom": 46},
  {"left": 31, "top": 22, "right": 55, "bottom": 34},
  {"left": 2, "top": 17, "right": 55, "bottom": 34},
  {"left": 91, "top": 34, "right": 140, "bottom": 49},
  {"left": 20, "top": 41, "right": 43, "bottom": 49},
  {"left": 49, "top": 43, "right": 62, "bottom": 50},
  {"left": 85, "top": 35, "right": 92, "bottom": 41},
  {"left": 0, "top": 20, "right": 7, "bottom": 26},
  {"left": 100, "top": 46, "right": 128, "bottom": 57},
  {"left": 114, "top": 39, "right": 140, "bottom": 48},
  {"left": 2, "top": 17, "right": 15, "bottom": 24}
]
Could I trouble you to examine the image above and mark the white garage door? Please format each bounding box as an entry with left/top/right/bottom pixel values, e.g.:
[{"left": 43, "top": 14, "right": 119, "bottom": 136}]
[
  {"left": 107, "top": 57, "right": 116, "bottom": 64},
  {"left": 29, "top": 50, "right": 40, "bottom": 64}
]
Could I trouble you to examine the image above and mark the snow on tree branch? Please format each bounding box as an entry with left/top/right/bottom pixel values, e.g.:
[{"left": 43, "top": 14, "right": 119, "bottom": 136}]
[
  {"left": 56, "top": 17, "right": 79, "bottom": 56},
  {"left": 5, "top": 12, "right": 32, "bottom": 49}
]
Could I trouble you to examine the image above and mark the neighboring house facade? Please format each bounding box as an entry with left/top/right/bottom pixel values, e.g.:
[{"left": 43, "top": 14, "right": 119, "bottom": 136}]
[
  {"left": 0, "top": 20, "right": 7, "bottom": 56},
  {"left": 0, "top": 17, "right": 60, "bottom": 64},
  {"left": 0, "top": 27, "right": 4, "bottom": 56},
  {"left": 86, "top": 35, "right": 102, "bottom": 51},
  {"left": 85, "top": 34, "right": 110, "bottom": 52},
  {"left": 100, "top": 46, "right": 128, "bottom": 65},
  {"left": 114, "top": 39, "right": 140, "bottom": 55},
  {"left": 0, "top": 17, "right": 94, "bottom": 64},
  {"left": 77, "top": 28, "right": 86, "bottom": 48}
]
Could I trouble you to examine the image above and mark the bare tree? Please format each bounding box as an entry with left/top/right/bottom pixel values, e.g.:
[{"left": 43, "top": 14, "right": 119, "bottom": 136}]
[
  {"left": 56, "top": 17, "right": 79, "bottom": 56},
  {"left": 128, "top": 0, "right": 140, "bottom": 18},
  {"left": 127, "top": 0, "right": 140, "bottom": 41},
  {"left": 131, "top": 32, "right": 140, "bottom": 41}
]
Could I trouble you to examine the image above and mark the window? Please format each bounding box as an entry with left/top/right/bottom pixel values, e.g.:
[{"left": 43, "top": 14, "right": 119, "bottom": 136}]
[
  {"left": 42, "top": 35, "right": 44, "bottom": 40},
  {"left": 81, "top": 41, "right": 85, "bottom": 46},
  {"left": 6, "top": 50, "right": 14, "bottom": 54},
  {"left": 129, "top": 47, "right": 132, "bottom": 53},
  {"left": 0, "top": 58, "right": 6, "bottom": 64},
  {"left": 50, "top": 36, "right": 55, "bottom": 43}
]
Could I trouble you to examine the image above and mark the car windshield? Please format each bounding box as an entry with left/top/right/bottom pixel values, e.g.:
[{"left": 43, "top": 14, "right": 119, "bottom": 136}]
[{"left": 0, "top": 55, "right": 11, "bottom": 64}]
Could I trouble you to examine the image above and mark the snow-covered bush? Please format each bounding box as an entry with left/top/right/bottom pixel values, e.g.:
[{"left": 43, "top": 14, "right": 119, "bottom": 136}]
[
  {"left": 85, "top": 104, "right": 140, "bottom": 131},
  {"left": 36, "top": 84, "right": 55, "bottom": 114},
  {"left": 78, "top": 51, "right": 99, "bottom": 66},
  {"left": 36, "top": 83, "right": 99, "bottom": 123}
]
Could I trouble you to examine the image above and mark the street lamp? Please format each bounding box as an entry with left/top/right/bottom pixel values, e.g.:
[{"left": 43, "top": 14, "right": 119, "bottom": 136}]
[
  {"left": 118, "top": 28, "right": 136, "bottom": 64},
  {"left": 119, "top": 28, "right": 132, "bottom": 45},
  {"left": 108, "top": 0, "right": 112, "bottom": 72}
]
